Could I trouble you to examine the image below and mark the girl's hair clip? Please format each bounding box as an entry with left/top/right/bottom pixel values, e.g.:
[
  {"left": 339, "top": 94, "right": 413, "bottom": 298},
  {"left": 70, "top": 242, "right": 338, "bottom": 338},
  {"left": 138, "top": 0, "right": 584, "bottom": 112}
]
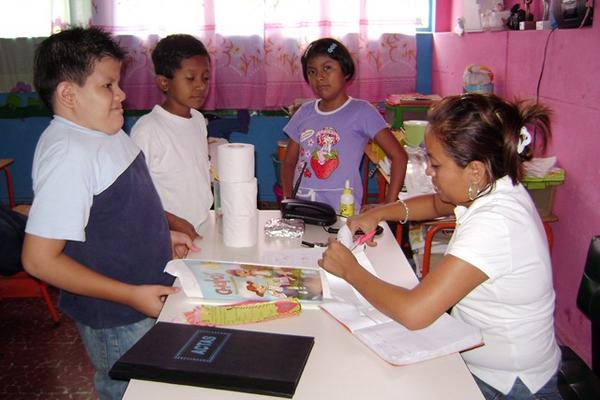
[
  {"left": 327, "top": 43, "right": 338, "bottom": 54},
  {"left": 517, "top": 126, "right": 532, "bottom": 154}
]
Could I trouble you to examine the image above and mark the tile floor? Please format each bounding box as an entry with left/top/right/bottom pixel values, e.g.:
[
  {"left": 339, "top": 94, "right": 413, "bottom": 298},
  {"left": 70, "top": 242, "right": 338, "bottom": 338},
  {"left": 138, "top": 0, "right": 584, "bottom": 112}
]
[
  {"left": 0, "top": 203, "right": 280, "bottom": 400},
  {"left": 0, "top": 288, "right": 97, "bottom": 400}
]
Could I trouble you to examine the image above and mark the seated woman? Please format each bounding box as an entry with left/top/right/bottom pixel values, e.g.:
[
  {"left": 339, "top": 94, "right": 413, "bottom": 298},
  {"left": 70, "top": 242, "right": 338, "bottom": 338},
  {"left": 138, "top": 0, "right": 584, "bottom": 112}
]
[{"left": 319, "top": 93, "right": 561, "bottom": 400}]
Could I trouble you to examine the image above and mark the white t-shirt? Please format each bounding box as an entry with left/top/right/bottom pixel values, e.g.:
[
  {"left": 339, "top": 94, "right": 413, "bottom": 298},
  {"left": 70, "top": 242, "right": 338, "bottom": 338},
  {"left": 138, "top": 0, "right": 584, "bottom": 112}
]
[
  {"left": 448, "top": 176, "right": 560, "bottom": 394},
  {"left": 26, "top": 116, "right": 139, "bottom": 241},
  {"left": 131, "top": 105, "right": 213, "bottom": 229}
]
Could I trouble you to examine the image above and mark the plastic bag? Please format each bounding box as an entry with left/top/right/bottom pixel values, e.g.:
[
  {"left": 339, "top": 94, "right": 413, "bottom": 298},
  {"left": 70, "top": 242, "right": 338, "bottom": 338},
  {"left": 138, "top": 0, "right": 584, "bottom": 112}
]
[{"left": 463, "top": 64, "right": 494, "bottom": 94}]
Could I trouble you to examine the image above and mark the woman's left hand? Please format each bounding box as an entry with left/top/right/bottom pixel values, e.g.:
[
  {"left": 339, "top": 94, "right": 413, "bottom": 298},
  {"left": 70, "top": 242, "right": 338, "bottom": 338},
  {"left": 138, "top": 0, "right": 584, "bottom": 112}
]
[
  {"left": 170, "top": 230, "right": 199, "bottom": 259},
  {"left": 318, "top": 238, "right": 362, "bottom": 280},
  {"left": 359, "top": 202, "right": 383, "bottom": 213}
]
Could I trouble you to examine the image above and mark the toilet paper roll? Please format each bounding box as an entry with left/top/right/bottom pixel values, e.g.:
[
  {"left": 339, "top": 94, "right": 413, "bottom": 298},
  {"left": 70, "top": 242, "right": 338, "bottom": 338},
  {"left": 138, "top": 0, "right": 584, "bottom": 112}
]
[
  {"left": 221, "top": 178, "right": 258, "bottom": 247},
  {"left": 223, "top": 210, "right": 258, "bottom": 248},
  {"left": 220, "top": 179, "right": 257, "bottom": 216},
  {"left": 217, "top": 143, "right": 255, "bottom": 183}
]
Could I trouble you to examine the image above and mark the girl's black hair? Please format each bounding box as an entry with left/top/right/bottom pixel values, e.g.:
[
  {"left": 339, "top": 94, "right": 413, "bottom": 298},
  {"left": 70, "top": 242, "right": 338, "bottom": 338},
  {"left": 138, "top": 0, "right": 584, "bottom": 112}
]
[
  {"left": 33, "top": 26, "right": 126, "bottom": 112},
  {"left": 427, "top": 93, "right": 552, "bottom": 185},
  {"left": 301, "top": 38, "right": 355, "bottom": 83},
  {"left": 152, "top": 34, "right": 209, "bottom": 79}
]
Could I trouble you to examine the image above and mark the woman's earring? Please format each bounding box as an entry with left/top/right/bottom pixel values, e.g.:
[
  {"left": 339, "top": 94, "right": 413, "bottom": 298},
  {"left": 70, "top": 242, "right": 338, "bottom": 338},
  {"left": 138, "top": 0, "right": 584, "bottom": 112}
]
[{"left": 467, "top": 181, "right": 480, "bottom": 201}]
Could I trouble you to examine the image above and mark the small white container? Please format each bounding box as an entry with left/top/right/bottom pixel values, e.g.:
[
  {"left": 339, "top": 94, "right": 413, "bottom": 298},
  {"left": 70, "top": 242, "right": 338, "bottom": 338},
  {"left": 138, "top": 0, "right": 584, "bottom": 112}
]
[{"left": 339, "top": 179, "right": 355, "bottom": 218}]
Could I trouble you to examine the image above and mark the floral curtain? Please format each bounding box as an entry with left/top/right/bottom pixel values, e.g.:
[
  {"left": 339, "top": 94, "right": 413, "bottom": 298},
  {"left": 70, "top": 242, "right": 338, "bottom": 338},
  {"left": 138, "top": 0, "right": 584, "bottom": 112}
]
[{"left": 1, "top": 0, "right": 420, "bottom": 110}]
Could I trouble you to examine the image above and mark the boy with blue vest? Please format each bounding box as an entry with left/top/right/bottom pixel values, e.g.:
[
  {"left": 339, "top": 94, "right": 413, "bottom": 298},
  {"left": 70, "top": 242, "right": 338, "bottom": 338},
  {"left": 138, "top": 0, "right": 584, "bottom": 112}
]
[{"left": 22, "top": 27, "right": 195, "bottom": 400}]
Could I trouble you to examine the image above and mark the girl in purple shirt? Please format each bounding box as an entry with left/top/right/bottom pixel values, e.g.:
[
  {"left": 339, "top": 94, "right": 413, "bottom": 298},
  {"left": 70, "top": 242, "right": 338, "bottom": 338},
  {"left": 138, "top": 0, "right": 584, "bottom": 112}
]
[{"left": 281, "top": 38, "right": 407, "bottom": 214}]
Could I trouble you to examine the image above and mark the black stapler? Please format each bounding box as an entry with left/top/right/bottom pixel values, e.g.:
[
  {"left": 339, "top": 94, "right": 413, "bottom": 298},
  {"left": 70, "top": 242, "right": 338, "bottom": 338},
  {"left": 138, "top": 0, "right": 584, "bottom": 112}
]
[{"left": 280, "top": 161, "right": 337, "bottom": 226}]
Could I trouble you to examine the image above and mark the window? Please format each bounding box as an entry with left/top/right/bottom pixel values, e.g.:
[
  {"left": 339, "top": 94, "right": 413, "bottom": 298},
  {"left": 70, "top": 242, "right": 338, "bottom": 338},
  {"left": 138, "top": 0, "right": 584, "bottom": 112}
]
[
  {"left": 0, "top": 1, "right": 430, "bottom": 109},
  {"left": 0, "top": 0, "right": 91, "bottom": 38},
  {"left": 0, "top": 0, "right": 431, "bottom": 38}
]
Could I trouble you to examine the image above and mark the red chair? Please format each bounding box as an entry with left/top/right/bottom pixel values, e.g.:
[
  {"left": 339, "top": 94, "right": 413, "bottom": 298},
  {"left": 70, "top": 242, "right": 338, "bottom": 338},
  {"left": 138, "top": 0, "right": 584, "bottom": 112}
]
[
  {"left": 0, "top": 200, "right": 61, "bottom": 324},
  {"left": 0, "top": 271, "right": 60, "bottom": 323}
]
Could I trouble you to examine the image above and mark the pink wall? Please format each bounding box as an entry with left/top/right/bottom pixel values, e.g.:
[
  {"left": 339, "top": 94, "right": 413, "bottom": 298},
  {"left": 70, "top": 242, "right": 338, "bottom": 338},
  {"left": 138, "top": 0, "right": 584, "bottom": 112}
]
[
  {"left": 435, "top": 0, "right": 452, "bottom": 32},
  {"left": 432, "top": 2, "right": 600, "bottom": 366}
]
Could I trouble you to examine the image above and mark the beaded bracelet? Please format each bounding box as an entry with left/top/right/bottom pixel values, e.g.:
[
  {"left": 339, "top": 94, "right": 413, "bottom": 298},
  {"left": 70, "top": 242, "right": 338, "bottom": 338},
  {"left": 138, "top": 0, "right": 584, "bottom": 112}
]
[{"left": 397, "top": 199, "right": 409, "bottom": 224}]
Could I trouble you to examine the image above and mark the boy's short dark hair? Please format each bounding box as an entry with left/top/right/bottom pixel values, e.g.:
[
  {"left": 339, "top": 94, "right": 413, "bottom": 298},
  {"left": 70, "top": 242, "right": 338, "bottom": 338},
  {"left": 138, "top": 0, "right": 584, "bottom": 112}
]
[
  {"left": 152, "top": 34, "right": 210, "bottom": 79},
  {"left": 33, "top": 26, "right": 126, "bottom": 112},
  {"left": 301, "top": 38, "right": 355, "bottom": 83}
]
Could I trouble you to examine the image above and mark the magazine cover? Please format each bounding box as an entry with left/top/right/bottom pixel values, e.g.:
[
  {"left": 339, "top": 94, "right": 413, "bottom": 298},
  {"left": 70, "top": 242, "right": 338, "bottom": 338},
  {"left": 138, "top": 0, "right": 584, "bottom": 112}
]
[{"left": 166, "top": 259, "right": 325, "bottom": 303}]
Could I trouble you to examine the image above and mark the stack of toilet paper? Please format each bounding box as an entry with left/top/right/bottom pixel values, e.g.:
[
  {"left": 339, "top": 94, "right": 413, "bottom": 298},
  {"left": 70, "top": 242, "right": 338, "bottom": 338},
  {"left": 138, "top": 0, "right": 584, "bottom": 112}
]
[{"left": 217, "top": 143, "right": 258, "bottom": 247}]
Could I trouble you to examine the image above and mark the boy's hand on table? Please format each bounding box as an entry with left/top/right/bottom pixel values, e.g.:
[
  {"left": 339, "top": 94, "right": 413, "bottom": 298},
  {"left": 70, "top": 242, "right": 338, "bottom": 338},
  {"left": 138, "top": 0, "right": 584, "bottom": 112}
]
[
  {"left": 129, "top": 284, "right": 180, "bottom": 317},
  {"left": 166, "top": 212, "right": 201, "bottom": 240},
  {"left": 170, "top": 230, "right": 199, "bottom": 259}
]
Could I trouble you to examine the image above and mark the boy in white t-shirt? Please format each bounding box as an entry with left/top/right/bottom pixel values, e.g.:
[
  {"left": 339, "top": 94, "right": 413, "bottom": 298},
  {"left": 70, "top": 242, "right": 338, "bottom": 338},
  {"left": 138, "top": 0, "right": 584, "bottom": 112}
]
[{"left": 131, "top": 34, "right": 213, "bottom": 239}]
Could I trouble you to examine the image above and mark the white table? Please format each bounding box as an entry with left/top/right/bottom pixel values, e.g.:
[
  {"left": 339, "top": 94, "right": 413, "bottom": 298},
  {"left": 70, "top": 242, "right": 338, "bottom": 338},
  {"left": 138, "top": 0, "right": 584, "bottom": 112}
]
[{"left": 123, "top": 211, "right": 484, "bottom": 400}]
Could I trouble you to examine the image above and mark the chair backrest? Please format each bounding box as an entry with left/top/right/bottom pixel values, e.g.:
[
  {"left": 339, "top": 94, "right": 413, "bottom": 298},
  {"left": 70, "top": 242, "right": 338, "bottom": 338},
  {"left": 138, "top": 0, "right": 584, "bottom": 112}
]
[
  {"left": 577, "top": 236, "right": 600, "bottom": 322},
  {"left": 576, "top": 235, "right": 600, "bottom": 376},
  {"left": 0, "top": 205, "right": 27, "bottom": 276}
]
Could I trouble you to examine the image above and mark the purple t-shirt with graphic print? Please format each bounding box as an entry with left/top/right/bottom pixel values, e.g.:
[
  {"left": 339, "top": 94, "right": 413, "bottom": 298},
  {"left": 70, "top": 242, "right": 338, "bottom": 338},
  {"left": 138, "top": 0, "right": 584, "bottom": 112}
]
[{"left": 284, "top": 98, "right": 387, "bottom": 213}]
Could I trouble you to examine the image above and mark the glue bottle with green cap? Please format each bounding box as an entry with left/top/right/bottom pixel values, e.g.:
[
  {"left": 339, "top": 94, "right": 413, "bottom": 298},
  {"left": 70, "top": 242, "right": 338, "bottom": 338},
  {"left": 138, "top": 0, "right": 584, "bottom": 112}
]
[{"left": 339, "top": 179, "right": 354, "bottom": 218}]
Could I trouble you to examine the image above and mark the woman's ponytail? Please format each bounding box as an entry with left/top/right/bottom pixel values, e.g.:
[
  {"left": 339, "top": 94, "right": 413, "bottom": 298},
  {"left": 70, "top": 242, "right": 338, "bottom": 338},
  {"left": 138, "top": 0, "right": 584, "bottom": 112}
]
[
  {"left": 428, "top": 93, "right": 552, "bottom": 186},
  {"left": 509, "top": 100, "right": 552, "bottom": 181}
]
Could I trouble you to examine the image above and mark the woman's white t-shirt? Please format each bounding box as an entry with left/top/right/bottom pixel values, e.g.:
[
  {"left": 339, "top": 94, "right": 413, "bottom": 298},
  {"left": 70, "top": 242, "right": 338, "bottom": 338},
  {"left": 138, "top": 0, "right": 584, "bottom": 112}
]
[{"left": 447, "top": 176, "right": 560, "bottom": 395}]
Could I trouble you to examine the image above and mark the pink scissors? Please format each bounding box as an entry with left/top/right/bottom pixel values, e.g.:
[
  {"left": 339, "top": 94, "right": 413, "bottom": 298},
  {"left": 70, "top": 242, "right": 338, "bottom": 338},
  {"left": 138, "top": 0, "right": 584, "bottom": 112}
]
[{"left": 350, "top": 229, "right": 377, "bottom": 251}]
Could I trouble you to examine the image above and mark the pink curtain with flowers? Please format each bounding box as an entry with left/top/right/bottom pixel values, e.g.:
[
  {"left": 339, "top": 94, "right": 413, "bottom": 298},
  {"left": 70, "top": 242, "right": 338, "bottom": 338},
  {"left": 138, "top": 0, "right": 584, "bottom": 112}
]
[{"left": 92, "top": 0, "right": 420, "bottom": 110}]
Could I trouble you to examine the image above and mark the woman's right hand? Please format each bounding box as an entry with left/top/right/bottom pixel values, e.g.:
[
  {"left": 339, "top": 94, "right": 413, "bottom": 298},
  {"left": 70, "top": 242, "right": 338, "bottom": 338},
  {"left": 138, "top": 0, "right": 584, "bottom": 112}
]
[{"left": 318, "top": 238, "right": 362, "bottom": 280}]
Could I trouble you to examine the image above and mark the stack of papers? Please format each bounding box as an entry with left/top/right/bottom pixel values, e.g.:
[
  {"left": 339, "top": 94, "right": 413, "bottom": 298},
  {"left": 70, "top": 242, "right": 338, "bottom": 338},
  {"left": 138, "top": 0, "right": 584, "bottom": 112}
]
[{"left": 386, "top": 93, "right": 442, "bottom": 106}]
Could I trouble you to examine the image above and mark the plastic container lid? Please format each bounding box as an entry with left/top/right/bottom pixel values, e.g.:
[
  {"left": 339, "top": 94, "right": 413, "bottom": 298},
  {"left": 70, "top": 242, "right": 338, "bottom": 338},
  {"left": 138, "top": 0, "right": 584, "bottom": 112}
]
[{"left": 522, "top": 168, "right": 565, "bottom": 189}]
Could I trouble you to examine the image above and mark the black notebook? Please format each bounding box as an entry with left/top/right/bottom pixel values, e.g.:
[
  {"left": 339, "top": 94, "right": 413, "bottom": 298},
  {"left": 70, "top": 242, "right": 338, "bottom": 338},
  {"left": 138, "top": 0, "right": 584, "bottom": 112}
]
[{"left": 109, "top": 322, "right": 314, "bottom": 398}]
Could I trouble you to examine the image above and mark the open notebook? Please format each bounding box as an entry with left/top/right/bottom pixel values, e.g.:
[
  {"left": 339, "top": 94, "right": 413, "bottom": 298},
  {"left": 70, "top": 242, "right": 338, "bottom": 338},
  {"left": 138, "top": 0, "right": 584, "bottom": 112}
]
[{"left": 321, "top": 251, "right": 483, "bottom": 366}]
